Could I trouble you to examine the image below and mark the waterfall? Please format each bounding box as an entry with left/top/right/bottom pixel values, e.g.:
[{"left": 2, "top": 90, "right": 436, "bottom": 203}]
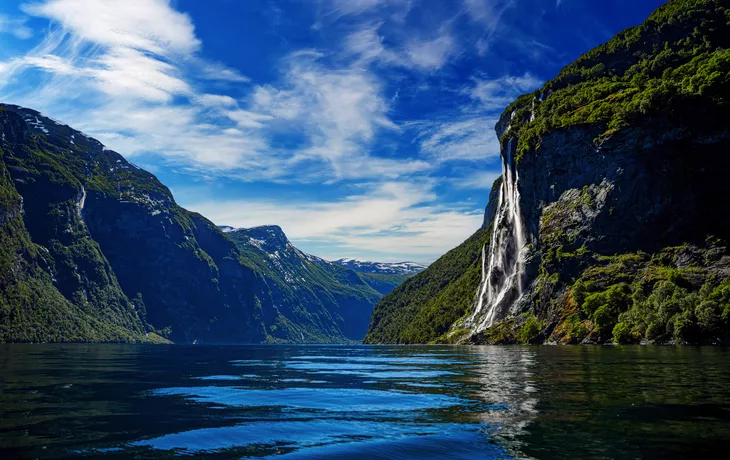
[{"left": 469, "top": 137, "right": 526, "bottom": 332}]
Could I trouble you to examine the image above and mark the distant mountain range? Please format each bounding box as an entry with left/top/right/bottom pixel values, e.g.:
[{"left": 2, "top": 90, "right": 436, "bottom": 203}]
[
  {"left": 0, "top": 104, "right": 414, "bottom": 344},
  {"left": 332, "top": 259, "right": 427, "bottom": 275}
]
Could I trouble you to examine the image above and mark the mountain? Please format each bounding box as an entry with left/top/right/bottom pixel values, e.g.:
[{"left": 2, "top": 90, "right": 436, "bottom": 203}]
[
  {"left": 366, "top": 0, "right": 730, "bottom": 345},
  {"left": 222, "top": 225, "right": 382, "bottom": 340},
  {"left": 333, "top": 259, "right": 426, "bottom": 275},
  {"left": 0, "top": 105, "right": 398, "bottom": 344},
  {"left": 332, "top": 258, "right": 426, "bottom": 298}
]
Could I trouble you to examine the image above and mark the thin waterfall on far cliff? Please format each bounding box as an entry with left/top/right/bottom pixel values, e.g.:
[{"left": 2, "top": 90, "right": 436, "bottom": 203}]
[{"left": 469, "top": 137, "right": 526, "bottom": 332}]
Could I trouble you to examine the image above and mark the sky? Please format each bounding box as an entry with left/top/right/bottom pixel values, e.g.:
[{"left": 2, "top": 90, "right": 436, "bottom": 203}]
[{"left": 0, "top": 0, "right": 665, "bottom": 263}]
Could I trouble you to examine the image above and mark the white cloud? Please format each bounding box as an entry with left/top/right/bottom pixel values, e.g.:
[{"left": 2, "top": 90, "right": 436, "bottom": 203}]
[
  {"left": 328, "top": 0, "right": 411, "bottom": 17},
  {"left": 405, "top": 32, "right": 457, "bottom": 71},
  {"left": 246, "top": 53, "right": 423, "bottom": 180},
  {"left": 464, "top": 0, "right": 514, "bottom": 54},
  {"left": 184, "top": 181, "right": 483, "bottom": 261},
  {"left": 418, "top": 117, "right": 501, "bottom": 162},
  {"left": 199, "top": 61, "right": 250, "bottom": 83},
  {"left": 197, "top": 94, "right": 238, "bottom": 107},
  {"left": 468, "top": 73, "right": 542, "bottom": 109},
  {"left": 343, "top": 23, "right": 396, "bottom": 65},
  {"left": 93, "top": 47, "right": 191, "bottom": 101},
  {"left": 22, "top": 0, "right": 200, "bottom": 54},
  {"left": 452, "top": 169, "right": 502, "bottom": 189},
  {"left": 225, "top": 109, "right": 274, "bottom": 129},
  {"left": 22, "top": 54, "right": 80, "bottom": 75},
  {"left": 0, "top": 14, "right": 33, "bottom": 39},
  {"left": 343, "top": 23, "right": 458, "bottom": 71}
]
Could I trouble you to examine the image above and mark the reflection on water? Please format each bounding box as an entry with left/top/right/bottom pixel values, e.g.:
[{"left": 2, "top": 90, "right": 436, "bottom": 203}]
[{"left": 1, "top": 345, "right": 729, "bottom": 459}]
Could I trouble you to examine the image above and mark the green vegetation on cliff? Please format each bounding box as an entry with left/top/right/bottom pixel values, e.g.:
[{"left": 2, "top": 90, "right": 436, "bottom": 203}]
[
  {"left": 545, "top": 242, "right": 730, "bottom": 345},
  {"left": 0, "top": 105, "right": 392, "bottom": 344},
  {"left": 0, "top": 147, "right": 157, "bottom": 343},
  {"left": 366, "top": 0, "right": 730, "bottom": 345},
  {"left": 506, "top": 0, "right": 730, "bottom": 161}
]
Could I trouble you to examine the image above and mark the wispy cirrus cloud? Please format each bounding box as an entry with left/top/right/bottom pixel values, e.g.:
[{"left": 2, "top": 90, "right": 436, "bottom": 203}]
[
  {"left": 451, "top": 169, "right": 502, "bottom": 189},
  {"left": 0, "top": 0, "right": 551, "bottom": 261},
  {"left": 323, "top": 0, "right": 413, "bottom": 21},
  {"left": 416, "top": 116, "right": 501, "bottom": 162},
  {"left": 0, "top": 14, "right": 33, "bottom": 39},
  {"left": 464, "top": 0, "right": 515, "bottom": 54},
  {"left": 467, "top": 73, "right": 542, "bottom": 109},
  {"left": 247, "top": 51, "right": 432, "bottom": 181},
  {"left": 21, "top": 0, "right": 200, "bottom": 53},
  {"left": 404, "top": 30, "right": 458, "bottom": 71},
  {"left": 343, "top": 22, "right": 459, "bottom": 71},
  {"left": 1, "top": 0, "right": 429, "bottom": 183},
  {"left": 410, "top": 72, "right": 541, "bottom": 163}
]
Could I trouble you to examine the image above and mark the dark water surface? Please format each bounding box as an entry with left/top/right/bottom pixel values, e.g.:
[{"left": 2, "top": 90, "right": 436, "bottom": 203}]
[{"left": 1, "top": 345, "right": 729, "bottom": 459}]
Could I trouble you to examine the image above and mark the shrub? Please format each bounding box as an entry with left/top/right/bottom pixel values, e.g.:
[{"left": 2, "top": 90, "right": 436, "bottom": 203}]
[
  {"left": 645, "top": 321, "right": 664, "bottom": 340},
  {"left": 613, "top": 322, "right": 635, "bottom": 344},
  {"left": 696, "top": 300, "right": 721, "bottom": 333},
  {"left": 517, "top": 315, "right": 543, "bottom": 344},
  {"left": 673, "top": 313, "right": 698, "bottom": 343},
  {"left": 593, "top": 305, "right": 615, "bottom": 334}
]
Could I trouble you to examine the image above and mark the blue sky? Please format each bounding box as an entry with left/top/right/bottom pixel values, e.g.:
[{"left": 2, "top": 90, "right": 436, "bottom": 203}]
[{"left": 0, "top": 0, "right": 664, "bottom": 263}]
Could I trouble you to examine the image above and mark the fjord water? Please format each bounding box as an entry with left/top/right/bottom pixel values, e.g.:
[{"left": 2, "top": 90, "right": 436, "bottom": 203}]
[{"left": 1, "top": 346, "right": 729, "bottom": 459}]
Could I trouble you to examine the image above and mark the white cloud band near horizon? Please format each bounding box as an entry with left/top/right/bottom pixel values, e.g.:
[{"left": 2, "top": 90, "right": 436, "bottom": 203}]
[{"left": 181, "top": 181, "right": 485, "bottom": 263}]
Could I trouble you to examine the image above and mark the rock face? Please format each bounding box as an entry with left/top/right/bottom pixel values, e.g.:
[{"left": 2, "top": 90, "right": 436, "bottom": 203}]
[
  {"left": 366, "top": 0, "right": 730, "bottom": 345},
  {"left": 0, "top": 105, "right": 401, "bottom": 343}
]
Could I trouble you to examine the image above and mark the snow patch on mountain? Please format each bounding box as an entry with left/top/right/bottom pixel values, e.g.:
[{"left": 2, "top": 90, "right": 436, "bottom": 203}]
[{"left": 333, "top": 259, "right": 427, "bottom": 275}]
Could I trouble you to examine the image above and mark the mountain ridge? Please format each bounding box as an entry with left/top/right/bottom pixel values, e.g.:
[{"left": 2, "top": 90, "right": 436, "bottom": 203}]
[
  {"left": 332, "top": 259, "right": 427, "bottom": 275},
  {"left": 0, "top": 104, "right": 410, "bottom": 344}
]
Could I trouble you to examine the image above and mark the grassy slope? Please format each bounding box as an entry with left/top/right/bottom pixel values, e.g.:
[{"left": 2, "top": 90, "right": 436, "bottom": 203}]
[{"left": 363, "top": 227, "right": 490, "bottom": 344}]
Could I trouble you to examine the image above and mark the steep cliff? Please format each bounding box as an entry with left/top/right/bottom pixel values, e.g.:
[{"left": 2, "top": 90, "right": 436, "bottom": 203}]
[
  {"left": 0, "top": 132, "right": 152, "bottom": 342},
  {"left": 366, "top": 0, "right": 730, "bottom": 345},
  {"left": 0, "top": 105, "right": 396, "bottom": 343}
]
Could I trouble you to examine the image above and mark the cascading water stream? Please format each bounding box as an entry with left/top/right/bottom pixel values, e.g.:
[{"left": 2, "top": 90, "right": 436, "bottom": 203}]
[{"left": 469, "top": 137, "right": 526, "bottom": 332}]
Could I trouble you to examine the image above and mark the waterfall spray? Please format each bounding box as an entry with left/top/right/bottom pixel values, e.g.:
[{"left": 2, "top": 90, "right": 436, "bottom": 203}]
[{"left": 469, "top": 137, "right": 526, "bottom": 332}]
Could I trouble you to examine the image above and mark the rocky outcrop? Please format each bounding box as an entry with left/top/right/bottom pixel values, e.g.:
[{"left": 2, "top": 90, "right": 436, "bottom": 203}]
[{"left": 464, "top": 0, "right": 730, "bottom": 345}]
